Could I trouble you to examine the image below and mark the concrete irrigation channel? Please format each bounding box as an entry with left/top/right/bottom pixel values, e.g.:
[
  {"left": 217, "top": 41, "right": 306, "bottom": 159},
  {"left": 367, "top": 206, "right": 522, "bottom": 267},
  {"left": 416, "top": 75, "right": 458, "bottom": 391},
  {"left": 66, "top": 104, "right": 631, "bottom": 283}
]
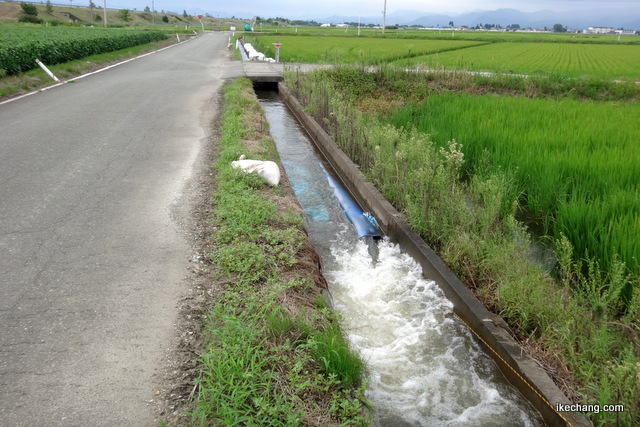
[{"left": 247, "top": 81, "right": 591, "bottom": 427}]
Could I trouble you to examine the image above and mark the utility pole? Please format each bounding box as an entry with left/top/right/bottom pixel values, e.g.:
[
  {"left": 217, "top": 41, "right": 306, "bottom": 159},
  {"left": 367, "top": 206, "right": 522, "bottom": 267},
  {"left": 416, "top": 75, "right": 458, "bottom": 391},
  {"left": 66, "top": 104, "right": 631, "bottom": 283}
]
[
  {"left": 103, "top": 0, "right": 107, "bottom": 27},
  {"left": 382, "top": 0, "right": 387, "bottom": 34}
]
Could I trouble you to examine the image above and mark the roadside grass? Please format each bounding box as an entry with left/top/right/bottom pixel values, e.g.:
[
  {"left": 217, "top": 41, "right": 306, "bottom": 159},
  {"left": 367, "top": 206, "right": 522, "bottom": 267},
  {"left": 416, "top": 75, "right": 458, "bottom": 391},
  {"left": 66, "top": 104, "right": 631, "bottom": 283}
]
[
  {"left": 190, "top": 78, "right": 370, "bottom": 426},
  {"left": 0, "top": 38, "right": 176, "bottom": 100},
  {"left": 285, "top": 66, "right": 640, "bottom": 425}
]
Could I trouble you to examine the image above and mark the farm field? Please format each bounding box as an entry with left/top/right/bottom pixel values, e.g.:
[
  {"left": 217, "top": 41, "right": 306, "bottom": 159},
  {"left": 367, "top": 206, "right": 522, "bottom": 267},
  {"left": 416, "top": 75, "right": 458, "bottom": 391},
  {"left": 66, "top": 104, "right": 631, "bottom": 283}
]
[
  {"left": 385, "top": 93, "right": 640, "bottom": 279},
  {"left": 258, "top": 25, "right": 640, "bottom": 44},
  {"left": 250, "top": 35, "right": 487, "bottom": 64},
  {"left": 395, "top": 41, "right": 640, "bottom": 80},
  {"left": 0, "top": 24, "right": 167, "bottom": 75},
  {"left": 250, "top": 32, "right": 640, "bottom": 80}
]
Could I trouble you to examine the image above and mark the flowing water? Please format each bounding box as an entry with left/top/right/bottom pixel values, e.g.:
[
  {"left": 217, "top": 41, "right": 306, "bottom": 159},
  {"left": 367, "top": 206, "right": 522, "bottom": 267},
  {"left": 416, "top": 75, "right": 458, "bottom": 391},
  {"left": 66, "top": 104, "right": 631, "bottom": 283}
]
[{"left": 258, "top": 92, "right": 544, "bottom": 427}]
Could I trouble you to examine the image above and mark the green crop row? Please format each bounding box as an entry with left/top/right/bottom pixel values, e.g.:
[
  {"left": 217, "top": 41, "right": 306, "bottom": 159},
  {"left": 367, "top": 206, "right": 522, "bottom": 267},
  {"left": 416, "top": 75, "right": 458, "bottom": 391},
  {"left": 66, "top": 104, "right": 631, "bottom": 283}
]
[
  {"left": 396, "top": 41, "right": 640, "bottom": 80},
  {"left": 0, "top": 27, "right": 167, "bottom": 75}
]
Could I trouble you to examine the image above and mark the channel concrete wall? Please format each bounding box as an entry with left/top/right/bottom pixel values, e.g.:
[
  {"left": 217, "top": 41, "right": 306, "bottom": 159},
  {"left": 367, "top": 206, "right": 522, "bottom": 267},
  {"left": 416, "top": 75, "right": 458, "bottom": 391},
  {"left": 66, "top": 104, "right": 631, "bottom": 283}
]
[{"left": 278, "top": 82, "right": 591, "bottom": 427}]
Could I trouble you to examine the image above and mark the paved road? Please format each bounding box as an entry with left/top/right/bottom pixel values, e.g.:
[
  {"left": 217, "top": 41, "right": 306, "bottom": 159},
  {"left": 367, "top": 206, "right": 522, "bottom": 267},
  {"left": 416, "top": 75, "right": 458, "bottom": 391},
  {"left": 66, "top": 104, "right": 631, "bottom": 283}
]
[{"left": 0, "top": 33, "right": 239, "bottom": 426}]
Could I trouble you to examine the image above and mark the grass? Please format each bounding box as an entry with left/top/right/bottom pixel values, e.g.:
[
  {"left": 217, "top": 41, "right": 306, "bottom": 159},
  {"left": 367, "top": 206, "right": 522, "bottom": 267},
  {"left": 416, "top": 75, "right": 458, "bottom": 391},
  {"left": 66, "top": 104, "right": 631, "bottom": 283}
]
[
  {"left": 189, "top": 78, "right": 370, "bottom": 426},
  {"left": 285, "top": 66, "right": 640, "bottom": 425}
]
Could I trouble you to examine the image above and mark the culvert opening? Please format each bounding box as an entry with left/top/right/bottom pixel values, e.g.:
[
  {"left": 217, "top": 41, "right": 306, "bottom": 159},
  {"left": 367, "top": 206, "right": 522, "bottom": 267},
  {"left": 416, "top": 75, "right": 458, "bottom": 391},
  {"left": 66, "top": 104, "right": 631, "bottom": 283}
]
[{"left": 251, "top": 81, "right": 279, "bottom": 91}]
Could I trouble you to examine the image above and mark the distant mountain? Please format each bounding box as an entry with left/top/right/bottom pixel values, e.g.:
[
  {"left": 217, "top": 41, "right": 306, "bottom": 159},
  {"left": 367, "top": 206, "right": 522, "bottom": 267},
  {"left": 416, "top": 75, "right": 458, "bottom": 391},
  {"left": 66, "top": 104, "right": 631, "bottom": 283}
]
[{"left": 315, "top": 7, "right": 640, "bottom": 30}]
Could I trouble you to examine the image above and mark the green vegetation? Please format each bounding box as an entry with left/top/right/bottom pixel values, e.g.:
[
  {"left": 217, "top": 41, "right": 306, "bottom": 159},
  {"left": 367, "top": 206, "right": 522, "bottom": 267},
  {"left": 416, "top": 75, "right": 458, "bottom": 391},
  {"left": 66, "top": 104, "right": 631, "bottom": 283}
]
[
  {"left": 247, "top": 34, "right": 487, "bottom": 64},
  {"left": 18, "top": 2, "right": 41, "bottom": 24},
  {"left": 397, "top": 42, "right": 640, "bottom": 80},
  {"left": 245, "top": 28, "right": 640, "bottom": 81},
  {"left": 385, "top": 93, "right": 640, "bottom": 287},
  {"left": 0, "top": 38, "right": 175, "bottom": 99},
  {"left": 0, "top": 25, "right": 167, "bottom": 75},
  {"left": 257, "top": 25, "right": 640, "bottom": 44},
  {"left": 285, "top": 66, "right": 640, "bottom": 425},
  {"left": 191, "top": 78, "right": 369, "bottom": 426}
]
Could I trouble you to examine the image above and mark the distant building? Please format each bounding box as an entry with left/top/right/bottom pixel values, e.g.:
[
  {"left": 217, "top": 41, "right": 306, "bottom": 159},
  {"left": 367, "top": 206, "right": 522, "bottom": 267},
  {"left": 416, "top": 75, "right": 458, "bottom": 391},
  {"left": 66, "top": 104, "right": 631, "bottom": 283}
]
[
  {"left": 587, "top": 26, "right": 614, "bottom": 34},
  {"left": 319, "top": 23, "right": 349, "bottom": 28},
  {"left": 615, "top": 29, "right": 637, "bottom": 35}
]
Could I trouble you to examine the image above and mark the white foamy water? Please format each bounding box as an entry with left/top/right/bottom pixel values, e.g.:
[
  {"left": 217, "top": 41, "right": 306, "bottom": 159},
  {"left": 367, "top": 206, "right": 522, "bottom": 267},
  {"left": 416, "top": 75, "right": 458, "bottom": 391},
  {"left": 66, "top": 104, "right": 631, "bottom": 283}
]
[
  {"left": 322, "top": 231, "right": 542, "bottom": 426},
  {"left": 258, "top": 95, "right": 544, "bottom": 427}
]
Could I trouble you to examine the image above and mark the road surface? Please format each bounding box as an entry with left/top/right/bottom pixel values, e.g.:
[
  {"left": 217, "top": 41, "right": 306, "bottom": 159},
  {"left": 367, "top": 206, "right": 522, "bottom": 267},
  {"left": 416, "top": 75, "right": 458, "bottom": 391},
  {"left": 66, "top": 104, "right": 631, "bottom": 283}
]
[{"left": 0, "top": 32, "right": 239, "bottom": 426}]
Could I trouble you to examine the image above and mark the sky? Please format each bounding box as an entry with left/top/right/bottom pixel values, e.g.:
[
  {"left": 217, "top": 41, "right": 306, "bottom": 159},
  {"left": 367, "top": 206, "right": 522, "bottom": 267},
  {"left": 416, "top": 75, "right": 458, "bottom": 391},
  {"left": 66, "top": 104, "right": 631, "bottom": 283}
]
[{"left": 99, "top": 0, "right": 640, "bottom": 19}]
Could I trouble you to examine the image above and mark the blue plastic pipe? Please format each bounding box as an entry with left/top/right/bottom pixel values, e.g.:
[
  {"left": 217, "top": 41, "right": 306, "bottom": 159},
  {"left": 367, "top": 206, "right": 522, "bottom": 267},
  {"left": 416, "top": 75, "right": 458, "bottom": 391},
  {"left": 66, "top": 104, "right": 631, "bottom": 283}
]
[{"left": 320, "top": 163, "right": 381, "bottom": 238}]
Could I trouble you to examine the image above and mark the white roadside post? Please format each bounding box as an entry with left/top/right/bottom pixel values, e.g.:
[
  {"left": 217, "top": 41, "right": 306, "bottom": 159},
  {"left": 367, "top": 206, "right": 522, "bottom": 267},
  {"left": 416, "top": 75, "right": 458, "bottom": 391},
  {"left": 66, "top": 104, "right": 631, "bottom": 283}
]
[
  {"left": 272, "top": 42, "right": 282, "bottom": 63},
  {"left": 103, "top": 0, "right": 107, "bottom": 27},
  {"left": 35, "top": 59, "right": 60, "bottom": 82}
]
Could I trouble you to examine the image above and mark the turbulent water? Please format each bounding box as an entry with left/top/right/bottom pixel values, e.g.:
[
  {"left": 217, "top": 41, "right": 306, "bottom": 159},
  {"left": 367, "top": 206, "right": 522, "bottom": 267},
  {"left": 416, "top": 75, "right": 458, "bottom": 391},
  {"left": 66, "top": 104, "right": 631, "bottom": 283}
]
[{"left": 259, "top": 94, "right": 544, "bottom": 427}]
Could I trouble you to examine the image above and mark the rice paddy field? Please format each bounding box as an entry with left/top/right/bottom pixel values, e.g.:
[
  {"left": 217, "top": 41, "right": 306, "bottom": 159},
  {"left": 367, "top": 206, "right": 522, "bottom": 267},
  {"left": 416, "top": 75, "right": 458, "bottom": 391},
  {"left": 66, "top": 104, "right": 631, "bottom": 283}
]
[
  {"left": 395, "top": 42, "right": 640, "bottom": 80},
  {"left": 384, "top": 93, "right": 640, "bottom": 280},
  {"left": 249, "top": 30, "right": 640, "bottom": 81},
  {"left": 258, "top": 25, "right": 639, "bottom": 45},
  {"left": 249, "top": 35, "right": 487, "bottom": 64}
]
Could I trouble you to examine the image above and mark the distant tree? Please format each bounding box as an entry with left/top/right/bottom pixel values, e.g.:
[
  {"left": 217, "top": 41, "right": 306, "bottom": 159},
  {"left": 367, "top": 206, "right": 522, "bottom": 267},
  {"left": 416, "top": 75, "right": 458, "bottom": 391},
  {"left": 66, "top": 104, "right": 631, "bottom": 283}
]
[
  {"left": 449, "top": 20, "right": 454, "bottom": 27},
  {"left": 46, "top": 0, "right": 53, "bottom": 14},
  {"left": 144, "top": 6, "right": 150, "bottom": 12},
  {"left": 20, "top": 2, "right": 38, "bottom": 16},
  {"left": 553, "top": 23, "right": 567, "bottom": 33},
  {"left": 162, "top": 15, "right": 169, "bottom": 23},
  {"left": 19, "top": 3, "right": 42, "bottom": 23},
  {"left": 183, "top": 10, "right": 188, "bottom": 18},
  {"left": 119, "top": 9, "right": 131, "bottom": 22},
  {"left": 95, "top": 14, "right": 101, "bottom": 22}
]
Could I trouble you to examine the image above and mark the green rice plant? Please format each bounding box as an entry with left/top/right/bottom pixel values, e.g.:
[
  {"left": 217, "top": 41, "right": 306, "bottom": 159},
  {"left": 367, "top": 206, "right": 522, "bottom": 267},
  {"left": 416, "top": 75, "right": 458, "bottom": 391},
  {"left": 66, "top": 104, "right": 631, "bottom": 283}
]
[
  {"left": 258, "top": 25, "right": 640, "bottom": 45},
  {"left": 399, "top": 41, "right": 640, "bottom": 81},
  {"left": 384, "top": 92, "right": 640, "bottom": 294},
  {"left": 246, "top": 34, "right": 486, "bottom": 65}
]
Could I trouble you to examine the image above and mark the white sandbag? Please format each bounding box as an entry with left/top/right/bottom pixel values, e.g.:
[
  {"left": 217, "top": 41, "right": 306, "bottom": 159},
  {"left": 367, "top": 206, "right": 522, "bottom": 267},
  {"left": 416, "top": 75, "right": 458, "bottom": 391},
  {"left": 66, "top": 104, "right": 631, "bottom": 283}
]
[{"left": 231, "top": 155, "right": 280, "bottom": 186}]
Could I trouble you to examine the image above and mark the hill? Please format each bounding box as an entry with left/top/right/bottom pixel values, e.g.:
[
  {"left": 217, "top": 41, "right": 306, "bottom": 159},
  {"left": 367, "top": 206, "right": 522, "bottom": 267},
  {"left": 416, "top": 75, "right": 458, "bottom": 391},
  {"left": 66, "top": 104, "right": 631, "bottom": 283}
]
[{"left": 0, "top": 1, "right": 245, "bottom": 27}]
